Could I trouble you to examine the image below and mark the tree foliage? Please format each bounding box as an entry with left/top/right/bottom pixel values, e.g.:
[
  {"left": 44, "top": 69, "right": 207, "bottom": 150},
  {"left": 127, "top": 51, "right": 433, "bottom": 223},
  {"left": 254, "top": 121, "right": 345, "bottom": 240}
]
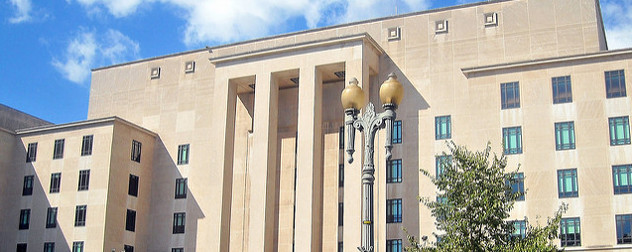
[{"left": 406, "top": 142, "right": 566, "bottom": 252}]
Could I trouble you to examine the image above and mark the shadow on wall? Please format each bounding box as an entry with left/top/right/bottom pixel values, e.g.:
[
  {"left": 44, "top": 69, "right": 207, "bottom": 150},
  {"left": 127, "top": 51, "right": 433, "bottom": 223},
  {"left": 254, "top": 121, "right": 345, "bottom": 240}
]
[
  {"left": 380, "top": 55, "right": 430, "bottom": 245},
  {"left": 148, "top": 139, "right": 205, "bottom": 251},
  {"left": 9, "top": 145, "right": 72, "bottom": 252}
]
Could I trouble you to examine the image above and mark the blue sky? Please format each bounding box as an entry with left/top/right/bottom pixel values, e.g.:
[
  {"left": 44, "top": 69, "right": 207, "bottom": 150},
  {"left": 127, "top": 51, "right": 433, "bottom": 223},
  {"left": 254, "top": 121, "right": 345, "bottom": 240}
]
[{"left": 1, "top": 0, "right": 631, "bottom": 124}]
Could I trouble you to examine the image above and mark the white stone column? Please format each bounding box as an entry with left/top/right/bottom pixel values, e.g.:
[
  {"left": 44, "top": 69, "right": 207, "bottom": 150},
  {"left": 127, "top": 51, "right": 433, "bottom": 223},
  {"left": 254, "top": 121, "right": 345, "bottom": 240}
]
[
  {"left": 294, "top": 66, "right": 324, "bottom": 251},
  {"left": 248, "top": 72, "right": 279, "bottom": 252}
]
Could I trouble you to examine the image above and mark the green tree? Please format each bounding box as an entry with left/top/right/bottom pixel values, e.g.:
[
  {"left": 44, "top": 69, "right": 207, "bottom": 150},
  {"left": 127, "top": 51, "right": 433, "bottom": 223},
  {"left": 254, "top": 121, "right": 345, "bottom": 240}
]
[{"left": 406, "top": 142, "right": 566, "bottom": 252}]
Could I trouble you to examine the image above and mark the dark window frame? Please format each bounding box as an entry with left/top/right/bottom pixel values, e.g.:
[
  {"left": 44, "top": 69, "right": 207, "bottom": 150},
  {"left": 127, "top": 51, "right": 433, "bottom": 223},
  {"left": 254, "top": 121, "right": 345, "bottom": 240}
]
[
  {"left": 435, "top": 115, "right": 451, "bottom": 140},
  {"left": 387, "top": 159, "right": 402, "bottom": 183},
  {"left": 393, "top": 120, "right": 402, "bottom": 144},
  {"left": 26, "top": 142, "right": 37, "bottom": 162},
  {"left": 386, "top": 239, "right": 402, "bottom": 252},
  {"left": 74, "top": 205, "right": 86, "bottom": 226},
  {"left": 16, "top": 243, "right": 27, "bottom": 252},
  {"left": 557, "top": 169, "right": 578, "bottom": 198},
  {"left": 555, "top": 121, "right": 576, "bottom": 150},
  {"left": 616, "top": 214, "right": 632, "bottom": 244},
  {"left": 72, "top": 242, "right": 84, "bottom": 252},
  {"left": 501, "top": 81, "right": 520, "bottom": 109},
  {"left": 339, "top": 126, "right": 344, "bottom": 150},
  {"left": 19, "top": 209, "right": 30, "bottom": 230},
  {"left": 44, "top": 242, "right": 55, "bottom": 252},
  {"left": 606, "top": 69, "right": 627, "bottom": 98},
  {"left": 177, "top": 144, "right": 190, "bottom": 165},
  {"left": 124, "top": 245, "right": 134, "bottom": 252},
  {"left": 508, "top": 173, "right": 525, "bottom": 201},
  {"left": 46, "top": 207, "right": 58, "bottom": 228},
  {"left": 560, "top": 217, "right": 581, "bottom": 247},
  {"left": 78, "top": 170, "right": 90, "bottom": 191},
  {"left": 175, "top": 178, "right": 187, "bottom": 199},
  {"left": 338, "top": 164, "right": 344, "bottom": 187},
  {"left": 22, "top": 175, "right": 33, "bottom": 196},
  {"left": 436, "top": 155, "right": 452, "bottom": 179},
  {"left": 81, "top": 135, "right": 93, "bottom": 156},
  {"left": 503, "top": 126, "right": 523, "bottom": 154},
  {"left": 552, "top": 76, "right": 572, "bottom": 104},
  {"left": 613, "top": 164, "right": 632, "bottom": 194},
  {"left": 126, "top": 209, "right": 136, "bottom": 232},
  {"left": 171, "top": 248, "right": 184, "bottom": 252},
  {"left": 53, "top": 139, "right": 65, "bottom": 159},
  {"left": 131, "top": 140, "right": 142, "bottom": 163},
  {"left": 338, "top": 203, "right": 344, "bottom": 226},
  {"left": 511, "top": 220, "right": 527, "bottom": 239},
  {"left": 173, "top": 212, "right": 186, "bottom": 234},
  {"left": 50, "top": 173, "right": 61, "bottom": 193},
  {"left": 609, "top": 116, "right": 631, "bottom": 146},
  {"left": 128, "top": 174, "right": 139, "bottom": 197},
  {"left": 386, "top": 198, "right": 402, "bottom": 223}
]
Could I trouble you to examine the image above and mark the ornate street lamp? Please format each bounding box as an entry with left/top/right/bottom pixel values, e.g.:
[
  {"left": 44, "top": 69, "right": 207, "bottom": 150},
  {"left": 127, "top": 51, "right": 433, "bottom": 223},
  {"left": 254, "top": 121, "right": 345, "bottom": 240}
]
[{"left": 341, "top": 73, "right": 403, "bottom": 252}]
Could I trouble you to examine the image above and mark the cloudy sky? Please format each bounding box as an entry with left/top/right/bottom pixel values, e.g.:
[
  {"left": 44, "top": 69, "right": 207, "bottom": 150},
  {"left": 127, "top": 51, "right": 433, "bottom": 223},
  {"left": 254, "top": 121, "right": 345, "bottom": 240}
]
[{"left": 1, "top": 0, "right": 631, "bottom": 124}]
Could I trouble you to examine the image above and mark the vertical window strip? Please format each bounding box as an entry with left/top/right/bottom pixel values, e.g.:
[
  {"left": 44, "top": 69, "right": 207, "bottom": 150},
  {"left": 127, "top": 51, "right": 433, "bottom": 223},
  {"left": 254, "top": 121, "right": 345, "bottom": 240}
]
[
  {"left": 387, "top": 159, "right": 402, "bottom": 183},
  {"left": 126, "top": 209, "right": 136, "bottom": 232},
  {"left": 53, "top": 139, "right": 65, "bottom": 159},
  {"left": 78, "top": 170, "right": 90, "bottom": 191},
  {"left": 339, "top": 164, "right": 344, "bottom": 187},
  {"left": 75, "top": 205, "right": 87, "bottom": 226},
  {"left": 26, "top": 142, "right": 37, "bottom": 162},
  {"left": 173, "top": 212, "right": 186, "bottom": 233},
  {"left": 128, "top": 174, "right": 139, "bottom": 197},
  {"left": 23, "top": 175, "right": 33, "bottom": 196},
  {"left": 386, "top": 199, "right": 402, "bottom": 223},
  {"left": 46, "top": 207, "right": 58, "bottom": 228},
  {"left": 177, "top": 144, "right": 190, "bottom": 165},
  {"left": 435, "top": 116, "right": 451, "bottom": 140},
  {"left": 131, "top": 140, "right": 142, "bottom": 162},
  {"left": 50, "top": 173, "right": 61, "bottom": 193},
  {"left": 175, "top": 178, "right": 187, "bottom": 199},
  {"left": 339, "top": 126, "right": 344, "bottom": 149},
  {"left": 19, "top": 209, "right": 30, "bottom": 229},
  {"left": 338, "top": 203, "right": 344, "bottom": 226}
]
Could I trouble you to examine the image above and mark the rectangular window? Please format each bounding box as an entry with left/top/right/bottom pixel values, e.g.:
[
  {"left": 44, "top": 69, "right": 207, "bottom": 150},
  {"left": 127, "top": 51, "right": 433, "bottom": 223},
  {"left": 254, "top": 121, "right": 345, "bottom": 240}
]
[
  {"left": 81, "top": 135, "right": 93, "bottom": 156},
  {"left": 72, "top": 242, "right": 84, "bottom": 252},
  {"left": 613, "top": 164, "right": 632, "bottom": 194},
  {"left": 616, "top": 214, "right": 632, "bottom": 244},
  {"left": 552, "top": 76, "right": 572, "bottom": 104},
  {"left": 26, "top": 142, "right": 37, "bottom": 162},
  {"left": 511, "top": 220, "right": 527, "bottom": 239},
  {"left": 17, "top": 243, "right": 27, "bottom": 252},
  {"left": 387, "top": 159, "right": 402, "bottom": 183},
  {"left": 338, "top": 242, "right": 343, "bottom": 252},
  {"left": 508, "top": 173, "right": 525, "bottom": 201},
  {"left": 44, "top": 242, "right": 55, "bottom": 252},
  {"left": 436, "top": 155, "right": 452, "bottom": 179},
  {"left": 393, "top": 120, "right": 402, "bottom": 144},
  {"left": 606, "top": 70, "right": 626, "bottom": 98},
  {"left": 558, "top": 169, "right": 578, "bottom": 198},
  {"left": 131, "top": 140, "right": 142, "bottom": 163},
  {"left": 126, "top": 209, "right": 136, "bottom": 232},
  {"left": 19, "top": 209, "right": 30, "bottom": 229},
  {"left": 50, "top": 173, "right": 61, "bottom": 193},
  {"left": 173, "top": 212, "right": 186, "bottom": 234},
  {"left": 128, "top": 174, "right": 139, "bottom": 197},
  {"left": 78, "top": 170, "right": 90, "bottom": 191},
  {"left": 555, "top": 122, "right": 576, "bottom": 150},
  {"left": 501, "top": 82, "right": 520, "bottom": 109},
  {"left": 435, "top": 115, "right": 451, "bottom": 140},
  {"left": 75, "top": 205, "right": 86, "bottom": 226},
  {"left": 46, "top": 207, "right": 58, "bottom": 228},
  {"left": 502, "top": 126, "right": 522, "bottom": 154},
  {"left": 175, "top": 178, "right": 187, "bottom": 199},
  {"left": 177, "top": 144, "right": 190, "bottom": 165},
  {"left": 386, "top": 199, "right": 402, "bottom": 223},
  {"left": 53, "top": 139, "right": 64, "bottom": 159},
  {"left": 609, "top": 116, "right": 631, "bottom": 146},
  {"left": 339, "top": 164, "right": 344, "bottom": 187},
  {"left": 339, "top": 126, "right": 344, "bottom": 150},
  {"left": 23, "top": 175, "right": 33, "bottom": 196},
  {"left": 560, "top": 217, "right": 581, "bottom": 247},
  {"left": 338, "top": 203, "right": 344, "bottom": 226},
  {"left": 386, "top": 239, "right": 402, "bottom": 252},
  {"left": 124, "top": 245, "right": 134, "bottom": 252},
  {"left": 172, "top": 248, "right": 184, "bottom": 252}
]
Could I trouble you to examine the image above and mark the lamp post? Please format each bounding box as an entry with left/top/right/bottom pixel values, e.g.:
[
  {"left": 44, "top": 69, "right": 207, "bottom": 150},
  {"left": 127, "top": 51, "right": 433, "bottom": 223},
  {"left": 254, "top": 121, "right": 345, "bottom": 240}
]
[{"left": 341, "top": 73, "right": 403, "bottom": 252}]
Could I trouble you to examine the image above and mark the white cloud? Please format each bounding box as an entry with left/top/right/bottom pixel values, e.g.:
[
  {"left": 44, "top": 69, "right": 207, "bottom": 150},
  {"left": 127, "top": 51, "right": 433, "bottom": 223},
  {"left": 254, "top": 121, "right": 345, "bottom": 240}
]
[
  {"left": 52, "top": 29, "right": 140, "bottom": 85},
  {"left": 8, "top": 0, "right": 32, "bottom": 23},
  {"left": 69, "top": 0, "right": 431, "bottom": 46},
  {"left": 601, "top": 0, "right": 632, "bottom": 49}
]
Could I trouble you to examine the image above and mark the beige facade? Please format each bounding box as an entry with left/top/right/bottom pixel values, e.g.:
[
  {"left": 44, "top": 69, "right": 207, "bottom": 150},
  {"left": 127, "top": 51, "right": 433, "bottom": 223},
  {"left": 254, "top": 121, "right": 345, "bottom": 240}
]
[{"left": 2, "top": 0, "right": 632, "bottom": 251}]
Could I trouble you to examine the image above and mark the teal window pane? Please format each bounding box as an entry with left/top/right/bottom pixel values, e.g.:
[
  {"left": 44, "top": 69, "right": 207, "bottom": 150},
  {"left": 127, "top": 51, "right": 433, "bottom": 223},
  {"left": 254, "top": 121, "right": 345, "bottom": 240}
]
[
  {"left": 561, "top": 217, "right": 581, "bottom": 246},
  {"left": 558, "top": 169, "right": 578, "bottom": 198},
  {"left": 555, "top": 122, "right": 575, "bottom": 150},
  {"left": 613, "top": 165, "right": 632, "bottom": 194},
  {"left": 503, "top": 127, "right": 522, "bottom": 154},
  {"left": 609, "top": 117, "right": 631, "bottom": 145},
  {"left": 435, "top": 116, "right": 451, "bottom": 140}
]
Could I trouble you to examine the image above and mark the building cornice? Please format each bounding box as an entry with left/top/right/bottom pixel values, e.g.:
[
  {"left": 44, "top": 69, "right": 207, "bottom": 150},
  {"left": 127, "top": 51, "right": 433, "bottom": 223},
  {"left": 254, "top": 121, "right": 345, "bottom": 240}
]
[
  {"left": 94, "top": 0, "right": 514, "bottom": 71},
  {"left": 16, "top": 116, "right": 158, "bottom": 137},
  {"left": 209, "top": 33, "right": 384, "bottom": 65},
  {"left": 0, "top": 127, "right": 15, "bottom": 135},
  {"left": 461, "top": 48, "right": 632, "bottom": 77}
]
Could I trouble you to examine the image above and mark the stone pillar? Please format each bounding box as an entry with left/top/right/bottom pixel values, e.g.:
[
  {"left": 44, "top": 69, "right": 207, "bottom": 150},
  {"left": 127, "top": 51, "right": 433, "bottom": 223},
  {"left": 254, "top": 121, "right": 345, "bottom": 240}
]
[
  {"left": 248, "top": 72, "right": 279, "bottom": 252},
  {"left": 294, "top": 65, "right": 324, "bottom": 251}
]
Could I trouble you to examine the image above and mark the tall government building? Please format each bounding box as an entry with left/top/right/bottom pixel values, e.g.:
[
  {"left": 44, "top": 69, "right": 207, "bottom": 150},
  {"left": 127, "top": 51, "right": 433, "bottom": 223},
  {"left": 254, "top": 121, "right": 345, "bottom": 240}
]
[{"left": 2, "top": 0, "right": 632, "bottom": 251}]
